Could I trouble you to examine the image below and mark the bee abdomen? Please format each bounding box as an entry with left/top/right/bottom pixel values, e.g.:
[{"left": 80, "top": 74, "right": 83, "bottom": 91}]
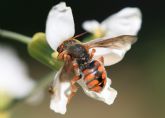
[{"left": 82, "top": 60, "right": 106, "bottom": 92}]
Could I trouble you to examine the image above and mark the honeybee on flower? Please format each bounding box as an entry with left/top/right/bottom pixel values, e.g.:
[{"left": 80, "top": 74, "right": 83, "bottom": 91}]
[{"left": 45, "top": 2, "right": 142, "bottom": 114}]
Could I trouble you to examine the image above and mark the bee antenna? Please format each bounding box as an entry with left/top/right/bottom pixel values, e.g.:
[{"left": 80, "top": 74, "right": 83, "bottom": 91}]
[{"left": 72, "top": 32, "right": 88, "bottom": 39}]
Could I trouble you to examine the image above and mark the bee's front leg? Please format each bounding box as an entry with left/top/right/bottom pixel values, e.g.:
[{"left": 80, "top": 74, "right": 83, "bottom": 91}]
[{"left": 58, "top": 51, "right": 71, "bottom": 61}]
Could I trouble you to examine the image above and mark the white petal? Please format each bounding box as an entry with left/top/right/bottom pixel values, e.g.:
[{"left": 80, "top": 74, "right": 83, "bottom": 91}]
[
  {"left": 50, "top": 68, "right": 71, "bottom": 114},
  {"left": 91, "top": 46, "right": 129, "bottom": 66},
  {"left": 101, "top": 7, "right": 142, "bottom": 37},
  {"left": 78, "top": 77, "right": 117, "bottom": 105},
  {"left": 82, "top": 20, "right": 101, "bottom": 33},
  {"left": 0, "top": 45, "right": 35, "bottom": 98},
  {"left": 46, "top": 2, "right": 75, "bottom": 50}
]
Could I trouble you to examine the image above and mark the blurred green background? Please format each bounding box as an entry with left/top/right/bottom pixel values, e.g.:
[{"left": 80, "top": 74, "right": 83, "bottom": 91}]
[{"left": 0, "top": 0, "right": 165, "bottom": 118}]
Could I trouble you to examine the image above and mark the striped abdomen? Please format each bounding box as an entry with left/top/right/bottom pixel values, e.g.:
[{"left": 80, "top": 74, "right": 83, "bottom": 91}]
[{"left": 82, "top": 60, "right": 106, "bottom": 92}]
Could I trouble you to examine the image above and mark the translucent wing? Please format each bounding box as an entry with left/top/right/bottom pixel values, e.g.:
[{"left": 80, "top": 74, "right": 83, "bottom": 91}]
[
  {"left": 49, "top": 62, "right": 74, "bottom": 114},
  {"left": 84, "top": 35, "right": 137, "bottom": 48},
  {"left": 84, "top": 35, "right": 137, "bottom": 66}
]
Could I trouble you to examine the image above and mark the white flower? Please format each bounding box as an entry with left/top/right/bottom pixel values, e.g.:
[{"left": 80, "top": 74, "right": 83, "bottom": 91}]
[
  {"left": 83, "top": 7, "right": 142, "bottom": 66},
  {"left": 0, "top": 45, "right": 35, "bottom": 99},
  {"left": 46, "top": 2, "right": 75, "bottom": 50},
  {"left": 77, "top": 77, "right": 117, "bottom": 105},
  {"left": 46, "top": 2, "right": 141, "bottom": 114},
  {"left": 82, "top": 7, "right": 142, "bottom": 38},
  {"left": 49, "top": 67, "right": 71, "bottom": 114}
]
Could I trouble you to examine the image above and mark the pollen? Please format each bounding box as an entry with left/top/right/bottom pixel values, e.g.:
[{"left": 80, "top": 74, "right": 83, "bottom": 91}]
[
  {"left": 51, "top": 51, "right": 59, "bottom": 59},
  {"left": 94, "top": 28, "right": 105, "bottom": 38}
]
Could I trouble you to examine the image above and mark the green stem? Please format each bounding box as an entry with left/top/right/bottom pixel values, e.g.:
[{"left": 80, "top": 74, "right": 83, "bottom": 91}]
[{"left": 0, "top": 29, "right": 31, "bottom": 44}]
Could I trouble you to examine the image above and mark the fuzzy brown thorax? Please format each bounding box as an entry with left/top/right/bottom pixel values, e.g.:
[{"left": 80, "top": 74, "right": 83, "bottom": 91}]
[{"left": 57, "top": 39, "right": 90, "bottom": 69}]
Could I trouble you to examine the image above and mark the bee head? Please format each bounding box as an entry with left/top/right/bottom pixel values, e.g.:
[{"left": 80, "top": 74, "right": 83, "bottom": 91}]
[{"left": 57, "top": 39, "right": 78, "bottom": 53}]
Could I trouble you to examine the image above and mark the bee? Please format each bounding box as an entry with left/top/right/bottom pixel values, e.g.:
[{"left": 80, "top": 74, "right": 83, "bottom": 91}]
[{"left": 53, "top": 35, "right": 137, "bottom": 100}]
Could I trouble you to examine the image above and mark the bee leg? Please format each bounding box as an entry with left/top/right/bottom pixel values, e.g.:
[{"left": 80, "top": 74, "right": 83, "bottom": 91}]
[
  {"left": 67, "top": 62, "right": 81, "bottom": 102},
  {"left": 72, "top": 60, "right": 81, "bottom": 75},
  {"left": 63, "top": 54, "right": 71, "bottom": 61},
  {"left": 90, "top": 49, "right": 96, "bottom": 59},
  {"left": 98, "top": 56, "right": 104, "bottom": 64},
  {"left": 67, "top": 92, "right": 76, "bottom": 103},
  {"left": 102, "top": 70, "right": 107, "bottom": 86},
  {"left": 70, "top": 76, "right": 80, "bottom": 92},
  {"left": 58, "top": 51, "right": 70, "bottom": 61},
  {"left": 67, "top": 76, "right": 80, "bottom": 103}
]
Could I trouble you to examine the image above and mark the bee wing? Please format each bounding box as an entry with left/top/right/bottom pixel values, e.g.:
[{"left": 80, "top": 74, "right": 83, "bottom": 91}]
[
  {"left": 49, "top": 62, "right": 74, "bottom": 114},
  {"left": 84, "top": 35, "right": 137, "bottom": 48},
  {"left": 84, "top": 35, "right": 137, "bottom": 66}
]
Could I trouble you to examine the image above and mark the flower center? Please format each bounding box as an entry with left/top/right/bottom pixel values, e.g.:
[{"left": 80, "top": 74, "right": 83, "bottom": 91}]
[{"left": 94, "top": 28, "right": 105, "bottom": 38}]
